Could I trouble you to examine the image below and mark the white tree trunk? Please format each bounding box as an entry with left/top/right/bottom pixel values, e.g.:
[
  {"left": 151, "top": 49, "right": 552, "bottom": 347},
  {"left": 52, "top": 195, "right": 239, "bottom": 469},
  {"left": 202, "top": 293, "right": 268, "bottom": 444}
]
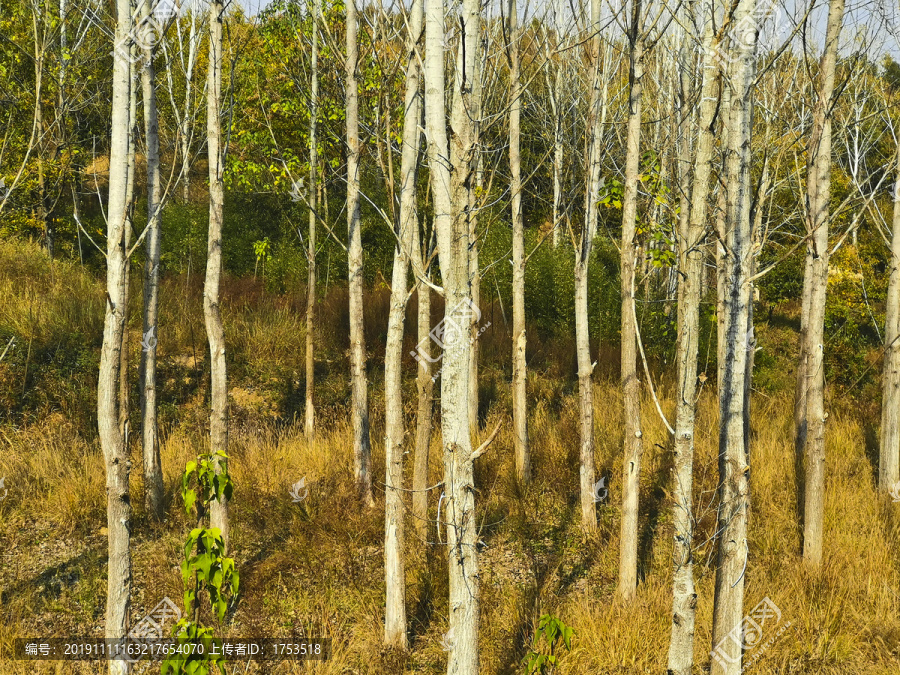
[
  {"left": 801, "top": 0, "right": 844, "bottom": 566},
  {"left": 119, "top": 52, "right": 137, "bottom": 446},
  {"left": 467, "top": 40, "right": 484, "bottom": 436},
  {"left": 139, "top": 0, "right": 164, "bottom": 522},
  {"left": 550, "top": 0, "right": 565, "bottom": 249},
  {"left": 205, "top": 0, "right": 229, "bottom": 549},
  {"left": 425, "top": 0, "right": 480, "bottom": 666},
  {"left": 383, "top": 0, "right": 423, "bottom": 647},
  {"left": 617, "top": 33, "right": 644, "bottom": 603},
  {"left": 667, "top": 9, "right": 717, "bottom": 672},
  {"left": 710, "top": 1, "right": 757, "bottom": 670},
  {"left": 346, "top": 0, "right": 373, "bottom": 507},
  {"left": 101, "top": 2, "right": 134, "bottom": 669},
  {"left": 508, "top": 0, "right": 529, "bottom": 484},
  {"left": 575, "top": 0, "right": 607, "bottom": 532},
  {"left": 881, "top": 139, "right": 900, "bottom": 491},
  {"left": 305, "top": 0, "right": 319, "bottom": 443},
  {"left": 179, "top": 12, "right": 198, "bottom": 203},
  {"left": 412, "top": 222, "right": 434, "bottom": 539}
]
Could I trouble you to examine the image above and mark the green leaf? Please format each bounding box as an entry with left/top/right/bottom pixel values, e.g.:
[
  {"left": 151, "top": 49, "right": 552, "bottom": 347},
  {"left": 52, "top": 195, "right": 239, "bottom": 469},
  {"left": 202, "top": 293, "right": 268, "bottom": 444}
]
[{"left": 183, "top": 489, "right": 196, "bottom": 515}]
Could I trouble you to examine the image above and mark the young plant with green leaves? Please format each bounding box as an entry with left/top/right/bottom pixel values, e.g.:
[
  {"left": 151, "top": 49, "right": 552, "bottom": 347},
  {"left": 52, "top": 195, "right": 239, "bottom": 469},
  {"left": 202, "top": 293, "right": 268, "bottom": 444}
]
[
  {"left": 522, "top": 614, "right": 574, "bottom": 675},
  {"left": 161, "top": 451, "right": 239, "bottom": 675}
]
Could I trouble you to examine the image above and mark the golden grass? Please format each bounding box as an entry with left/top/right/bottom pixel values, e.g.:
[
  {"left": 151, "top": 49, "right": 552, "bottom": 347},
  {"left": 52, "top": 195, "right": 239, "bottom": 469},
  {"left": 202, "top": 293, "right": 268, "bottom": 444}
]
[
  {"left": 2, "top": 383, "right": 900, "bottom": 673},
  {"left": 0, "top": 239, "right": 899, "bottom": 672}
]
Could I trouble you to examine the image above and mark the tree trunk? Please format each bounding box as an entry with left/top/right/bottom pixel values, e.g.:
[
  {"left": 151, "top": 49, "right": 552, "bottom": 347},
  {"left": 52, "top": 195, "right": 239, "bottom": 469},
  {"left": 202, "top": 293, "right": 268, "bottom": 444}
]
[
  {"left": 179, "top": 11, "right": 198, "bottom": 203},
  {"left": 205, "top": 0, "right": 229, "bottom": 550},
  {"left": 346, "top": 0, "right": 373, "bottom": 507},
  {"left": 425, "top": 0, "right": 480, "bottom": 666},
  {"left": 139, "top": 0, "right": 164, "bottom": 522},
  {"left": 383, "top": 0, "right": 423, "bottom": 647},
  {"left": 31, "top": 4, "right": 52, "bottom": 258},
  {"left": 667, "top": 10, "right": 716, "bottom": 672},
  {"left": 715, "top": 84, "right": 730, "bottom": 393},
  {"left": 801, "top": 0, "right": 844, "bottom": 566},
  {"left": 550, "top": 0, "right": 565, "bottom": 249},
  {"left": 119, "top": 52, "right": 137, "bottom": 451},
  {"left": 508, "top": 0, "right": 529, "bottom": 484},
  {"left": 101, "top": 2, "right": 134, "bottom": 669},
  {"left": 709, "top": 0, "right": 757, "bottom": 670},
  {"left": 305, "top": 0, "right": 319, "bottom": 444},
  {"left": 880, "top": 139, "right": 900, "bottom": 491},
  {"left": 575, "top": 0, "right": 606, "bottom": 533},
  {"left": 412, "top": 225, "right": 434, "bottom": 539},
  {"left": 467, "top": 45, "right": 484, "bottom": 436},
  {"left": 618, "top": 33, "right": 644, "bottom": 603}
]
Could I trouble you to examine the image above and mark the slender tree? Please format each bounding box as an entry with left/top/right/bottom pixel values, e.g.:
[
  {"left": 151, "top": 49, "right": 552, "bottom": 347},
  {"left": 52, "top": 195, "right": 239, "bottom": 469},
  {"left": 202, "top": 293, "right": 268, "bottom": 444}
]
[
  {"left": 798, "top": 0, "right": 845, "bottom": 566},
  {"left": 508, "top": 0, "right": 530, "bottom": 484},
  {"left": 119, "top": 52, "right": 138, "bottom": 449},
  {"left": 549, "top": 0, "right": 566, "bottom": 249},
  {"left": 467, "top": 24, "right": 484, "bottom": 436},
  {"left": 710, "top": 0, "right": 758, "bottom": 669},
  {"left": 346, "top": 0, "right": 373, "bottom": 506},
  {"left": 667, "top": 6, "right": 718, "bottom": 671},
  {"left": 617, "top": 0, "right": 645, "bottom": 601},
  {"left": 305, "top": 0, "right": 319, "bottom": 443},
  {"left": 139, "top": 0, "right": 165, "bottom": 522},
  {"left": 575, "top": 0, "right": 607, "bottom": 532},
  {"left": 205, "top": 0, "right": 229, "bottom": 549},
  {"left": 424, "top": 0, "right": 481, "bottom": 665},
  {"left": 881, "top": 138, "right": 900, "bottom": 491},
  {"left": 383, "top": 0, "right": 424, "bottom": 647},
  {"left": 100, "top": 0, "right": 134, "bottom": 668},
  {"left": 412, "top": 224, "right": 434, "bottom": 539}
]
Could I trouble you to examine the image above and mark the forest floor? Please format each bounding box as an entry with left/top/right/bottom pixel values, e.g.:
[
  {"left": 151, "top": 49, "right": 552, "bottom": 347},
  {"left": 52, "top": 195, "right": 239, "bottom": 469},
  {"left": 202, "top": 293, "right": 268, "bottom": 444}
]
[{"left": 0, "top": 240, "right": 899, "bottom": 673}]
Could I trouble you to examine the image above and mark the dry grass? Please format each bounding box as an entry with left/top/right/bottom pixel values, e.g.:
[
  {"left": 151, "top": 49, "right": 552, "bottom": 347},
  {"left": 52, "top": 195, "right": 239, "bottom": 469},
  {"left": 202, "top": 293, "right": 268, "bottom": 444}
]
[
  {"left": 2, "top": 384, "right": 900, "bottom": 673},
  {"left": 0, "top": 238, "right": 899, "bottom": 673}
]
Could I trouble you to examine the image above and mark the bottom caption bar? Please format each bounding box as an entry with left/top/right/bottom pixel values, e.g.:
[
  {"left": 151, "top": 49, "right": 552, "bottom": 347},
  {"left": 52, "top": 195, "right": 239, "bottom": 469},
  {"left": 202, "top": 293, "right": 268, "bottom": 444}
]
[{"left": 13, "top": 638, "right": 331, "bottom": 661}]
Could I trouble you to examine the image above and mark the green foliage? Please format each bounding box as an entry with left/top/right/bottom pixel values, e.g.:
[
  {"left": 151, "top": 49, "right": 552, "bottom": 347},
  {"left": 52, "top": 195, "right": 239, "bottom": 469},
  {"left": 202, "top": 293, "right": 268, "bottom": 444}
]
[
  {"left": 178, "top": 526, "right": 239, "bottom": 623},
  {"left": 181, "top": 451, "right": 234, "bottom": 518},
  {"left": 883, "top": 56, "right": 900, "bottom": 92},
  {"left": 757, "top": 245, "right": 804, "bottom": 304},
  {"left": 162, "top": 453, "right": 238, "bottom": 675},
  {"left": 161, "top": 621, "right": 225, "bottom": 675},
  {"left": 482, "top": 223, "right": 620, "bottom": 348},
  {"left": 522, "top": 614, "right": 574, "bottom": 674},
  {"left": 252, "top": 237, "right": 271, "bottom": 265}
]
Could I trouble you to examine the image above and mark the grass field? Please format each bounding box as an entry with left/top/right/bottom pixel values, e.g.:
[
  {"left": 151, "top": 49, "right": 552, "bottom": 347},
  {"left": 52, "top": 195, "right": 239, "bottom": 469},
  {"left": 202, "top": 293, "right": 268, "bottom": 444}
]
[{"left": 0, "top": 239, "right": 899, "bottom": 673}]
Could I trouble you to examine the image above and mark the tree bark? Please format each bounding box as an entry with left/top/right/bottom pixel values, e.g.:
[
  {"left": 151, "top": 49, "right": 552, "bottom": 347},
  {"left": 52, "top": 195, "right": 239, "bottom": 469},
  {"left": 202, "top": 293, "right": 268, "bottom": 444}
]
[
  {"left": 800, "top": 0, "right": 844, "bottom": 566},
  {"left": 880, "top": 139, "right": 900, "bottom": 491},
  {"left": 205, "top": 0, "right": 229, "bottom": 550},
  {"left": 425, "top": 0, "right": 480, "bottom": 666},
  {"left": 119, "top": 52, "right": 137, "bottom": 452},
  {"left": 346, "top": 0, "right": 373, "bottom": 507},
  {"left": 467, "top": 37, "right": 484, "bottom": 436},
  {"left": 139, "top": 0, "right": 164, "bottom": 522},
  {"left": 508, "top": 0, "right": 529, "bottom": 484},
  {"left": 710, "top": 0, "right": 757, "bottom": 670},
  {"left": 550, "top": 0, "right": 565, "bottom": 249},
  {"left": 575, "top": 0, "right": 607, "bottom": 532},
  {"left": 666, "top": 9, "right": 716, "bottom": 673},
  {"left": 101, "top": 2, "right": 134, "bottom": 669},
  {"left": 31, "top": 3, "right": 52, "bottom": 258},
  {"left": 618, "top": 30, "right": 644, "bottom": 603},
  {"left": 179, "top": 12, "right": 198, "bottom": 203},
  {"left": 383, "top": 0, "right": 423, "bottom": 647},
  {"left": 305, "top": 0, "right": 319, "bottom": 444},
  {"left": 412, "top": 224, "right": 434, "bottom": 539}
]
